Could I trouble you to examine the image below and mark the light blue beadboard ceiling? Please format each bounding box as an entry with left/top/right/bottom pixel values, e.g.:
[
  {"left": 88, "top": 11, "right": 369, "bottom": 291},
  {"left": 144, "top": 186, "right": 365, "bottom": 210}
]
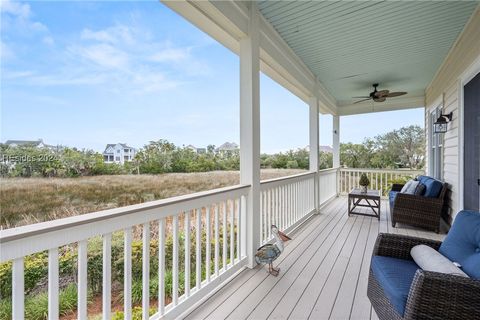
[{"left": 257, "top": 1, "right": 479, "bottom": 106}]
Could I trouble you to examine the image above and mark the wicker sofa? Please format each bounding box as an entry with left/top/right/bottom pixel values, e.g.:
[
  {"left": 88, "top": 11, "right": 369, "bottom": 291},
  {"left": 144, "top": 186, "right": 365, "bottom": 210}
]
[
  {"left": 389, "top": 175, "right": 448, "bottom": 233},
  {"left": 367, "top": 210, "right": 480, "bottom": 320}
]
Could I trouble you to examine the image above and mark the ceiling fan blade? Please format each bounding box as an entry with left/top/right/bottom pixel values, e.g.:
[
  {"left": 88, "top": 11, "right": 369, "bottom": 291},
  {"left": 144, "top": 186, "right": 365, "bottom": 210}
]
[
  {"left": 374, "top": 97, "right": 386, "bottom": 102},
  {"left": 353, "top": 98, "right": 372, "bottom": 104},
  {"left": 386, "top": 91, "right": 407, "bottom": 98},
  {"left": 374, "top": 90, "right": 389, "bottom": 98},
  {"left": 352, "top": 96, "right": 370, "bottom": 98}
]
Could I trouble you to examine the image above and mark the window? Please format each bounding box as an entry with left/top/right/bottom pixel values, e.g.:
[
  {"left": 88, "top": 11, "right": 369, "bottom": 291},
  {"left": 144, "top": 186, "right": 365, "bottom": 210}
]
[
  {"left": 124, "top": 149, "right": 129, "bottom": 153},
  {"left": 115, "top": 156, "right": 120, "bottom": 161},
  {"left": 117, "top": 150, "right": 120, "bottom": 153},
  {"left": 430, "top": 107, "right": 444, "bottom": 180}
]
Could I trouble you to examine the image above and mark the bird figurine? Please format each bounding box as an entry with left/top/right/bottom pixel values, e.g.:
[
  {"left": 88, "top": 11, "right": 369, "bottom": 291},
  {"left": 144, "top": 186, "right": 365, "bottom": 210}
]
[{"left": 255, "top": 225, "right": 292, "bottom": 276}]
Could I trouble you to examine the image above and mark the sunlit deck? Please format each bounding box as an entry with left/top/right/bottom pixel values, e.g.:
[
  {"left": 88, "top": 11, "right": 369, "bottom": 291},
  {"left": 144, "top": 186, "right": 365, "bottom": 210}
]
[{"left": 185, "top": 196, "right": 444, "bottom": 320}]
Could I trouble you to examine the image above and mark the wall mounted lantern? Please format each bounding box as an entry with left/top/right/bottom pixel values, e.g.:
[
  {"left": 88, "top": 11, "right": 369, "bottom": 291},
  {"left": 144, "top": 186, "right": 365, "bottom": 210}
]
[{"left": 433, "top": 112, "right": 453, "bottom": 134}]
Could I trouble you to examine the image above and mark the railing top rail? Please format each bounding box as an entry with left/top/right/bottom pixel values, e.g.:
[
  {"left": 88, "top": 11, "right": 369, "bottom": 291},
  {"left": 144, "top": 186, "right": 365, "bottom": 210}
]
[
  {"left": 339, "top": 168, "right": 424, "bottom": 174},
  {"left": 318, "top": 167, "right": 340, "bottom": 175},
  {"left": 0, "top": 184, "right": 250, "bottom": 245},
  {"left": 260, "top": 171, "right": 315, "bottom": 186}
]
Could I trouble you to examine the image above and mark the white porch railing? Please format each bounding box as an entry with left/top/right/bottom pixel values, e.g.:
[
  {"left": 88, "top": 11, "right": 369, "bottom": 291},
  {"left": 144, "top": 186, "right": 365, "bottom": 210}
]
[
  {"left": 259, "top": 172, "right": 316, "bottom": 245},
  {"left": 319, "top": 167, "right": 339, "bottom": 206},
  {"left": 0, "top": 167, "right": 427, "bottom": 319},
  {"left": 0, "top": 185, "right": 250, "bottom": 320},
  {"left": 338, "top": 168, "right": 424, "bottom": 197}
]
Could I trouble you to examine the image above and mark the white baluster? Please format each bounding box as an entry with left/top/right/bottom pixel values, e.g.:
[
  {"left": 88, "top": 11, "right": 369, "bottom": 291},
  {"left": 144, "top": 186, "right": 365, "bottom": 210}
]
[
  {"left": 12, "top": 258, "right": 24, "bottom": 320},
  {"left": 196, "top": 208, "right": 202, "bottom": 289},
  {"left": 184, "top": 211, "right": 190, "bottom": 297},
  {"left": 214, "top": 205, "right": 219, "bottom": 276},
  {"left": 48, "top": 248, "right": 59, "bottom": 320},
  {"left": 266, "top": 189, "right": 272, "bottom": 240},
  {"left": 236, "top": 199, "right": 240, "bottom": 262},
  {"left": 172, "top": 216, "right": 179, "bottom": 306},
  {"left": 158, "top": 219, "right": 165, "bottom": 315},
  {"left": 230, "top": 200, "right": 234, "bottom": 267},
  {"left": 206, "top": 206, "right": 211, "bottom": 282},
  {"left": 142, "top": 223, "right": 150, "bottom": 320},
  {"left": 223, "top": 202, "right": 227, "bottom": 271},
  {"left": 103, "top": 233, "right": 112, "bottom": 320},
  {"left": 77, "top": 240, "right": 87, "bottom": 320},
  {"left": 124, "top": 228, "right": 132, "bottom": 320}
]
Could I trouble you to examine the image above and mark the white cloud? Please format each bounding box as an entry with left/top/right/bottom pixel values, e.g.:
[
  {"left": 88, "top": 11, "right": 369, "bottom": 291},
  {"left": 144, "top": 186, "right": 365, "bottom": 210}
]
[
  {"left": 0, "top": 0, "right": 31, "bottom": 19},
  {"left": 149, "top": 47, "right": 190, "bottom": 63},
  {"left": 81, "top": 25, "right": 134, "bottom": 45},
  {"left": 70, "top": 43, "right": 129, "bottom": 69},
  {"left": 2, "top": 70, "right": 35, "bottom": 79},
  {"left": 0, "top": 41, "right": 15, "bottom": 60},
  {"left": 3, "top": 19, "right": 212, "bottom": 94},
  {"left": 42, "top": 36, "right": 54, "bottom": 46},
  {"left": 1, "top": 0, "right": 48, "bottom": 33}
]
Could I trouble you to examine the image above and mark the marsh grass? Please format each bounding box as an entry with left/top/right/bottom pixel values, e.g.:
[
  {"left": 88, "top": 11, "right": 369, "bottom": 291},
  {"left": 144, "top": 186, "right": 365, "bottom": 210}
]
[{"left": 0, "top": 169, "right": 305, "bottom": 229}]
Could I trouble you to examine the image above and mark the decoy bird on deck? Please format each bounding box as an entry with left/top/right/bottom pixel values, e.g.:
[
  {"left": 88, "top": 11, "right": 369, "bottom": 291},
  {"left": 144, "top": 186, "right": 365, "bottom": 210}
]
[{"left": 255, "top": 225, "right": 292, "bottom": 276}]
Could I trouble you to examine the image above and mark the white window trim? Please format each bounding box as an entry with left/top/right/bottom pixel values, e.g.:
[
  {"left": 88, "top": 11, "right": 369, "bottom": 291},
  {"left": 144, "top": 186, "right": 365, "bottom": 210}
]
[{"left": 429, "top": 106, "right": 444, "bottom": 180}]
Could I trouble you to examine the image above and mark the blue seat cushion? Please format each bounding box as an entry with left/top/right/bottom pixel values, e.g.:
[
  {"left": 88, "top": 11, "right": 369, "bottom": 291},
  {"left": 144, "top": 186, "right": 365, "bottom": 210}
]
[
  {"left": 389, "top": 191, "right": 398, "bottom": 210},
  {"left": 371, "top": 256, "right": 419, "bottom": 316},
  {"left": 417, "top": 175, "right": 443, "bottom": 198},
  {"left": 439, "top": 210, "right": 480, "bottom": 279}
]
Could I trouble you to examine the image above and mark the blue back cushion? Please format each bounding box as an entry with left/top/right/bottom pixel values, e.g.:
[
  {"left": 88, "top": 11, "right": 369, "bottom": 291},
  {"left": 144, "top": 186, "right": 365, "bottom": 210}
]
[
  {"left": 371, "top": 256, "right": 420, "bottom": 315},
  {"left": 417, "top": 175, "right": 443, "bottom": 198},
  {"left": 389, "top": 191, "right": 398, "bottom": 210},
  {"left": 439, "top": 210, "right": 480, "bottom": 279}
]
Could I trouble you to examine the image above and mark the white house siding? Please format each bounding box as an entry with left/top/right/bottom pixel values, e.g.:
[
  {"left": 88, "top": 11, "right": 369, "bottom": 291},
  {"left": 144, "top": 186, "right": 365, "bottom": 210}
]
[{"left": 425, "top": 7, "right": 480, "bottom": 223}]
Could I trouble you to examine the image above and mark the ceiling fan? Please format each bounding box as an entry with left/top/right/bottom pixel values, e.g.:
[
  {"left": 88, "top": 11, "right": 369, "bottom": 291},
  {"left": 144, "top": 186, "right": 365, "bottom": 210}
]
[{"left": 353, "top": 83, "right": 407, "bottom": 104}]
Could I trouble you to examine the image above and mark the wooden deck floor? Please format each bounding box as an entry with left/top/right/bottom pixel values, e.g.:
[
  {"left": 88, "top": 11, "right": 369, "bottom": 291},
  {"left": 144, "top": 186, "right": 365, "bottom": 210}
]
[{"left": 184, "top": 196, "right": 444, "bottom": 320}]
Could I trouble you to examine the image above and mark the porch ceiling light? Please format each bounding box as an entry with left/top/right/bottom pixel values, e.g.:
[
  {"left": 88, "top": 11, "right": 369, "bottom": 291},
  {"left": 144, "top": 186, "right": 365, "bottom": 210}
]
[{"left": 433, "top": 112, "right": 453, "bottom": 134}]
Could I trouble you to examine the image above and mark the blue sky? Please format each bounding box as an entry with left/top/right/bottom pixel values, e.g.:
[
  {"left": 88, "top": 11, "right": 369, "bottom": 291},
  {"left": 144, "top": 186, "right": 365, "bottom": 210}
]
[{"left": 1, "top": 1, "right": 424, "bottom": 154}]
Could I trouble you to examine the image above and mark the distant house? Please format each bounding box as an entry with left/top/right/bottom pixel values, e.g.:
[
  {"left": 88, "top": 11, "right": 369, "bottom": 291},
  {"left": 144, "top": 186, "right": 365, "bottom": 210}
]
[
  {"left": 216, "top": 142, "right": 239, "bottom": 156},
  {"left": 186, "top": 144, "right": 207, "bottom": 154},
  {"left": 5, "top": 139, "right": 47, "bottom": 148},
  {"left": 304, "top": 145, "right": 334, "bottom": 153},
  {"left": 103, "top": 143, "right": 136, "bottom": 164},
  {"left": 320, "top": 145, "right": 333, "bottom": 153},
  {"left": 4, "top": 139, "right": 61, "bottom": 151}
]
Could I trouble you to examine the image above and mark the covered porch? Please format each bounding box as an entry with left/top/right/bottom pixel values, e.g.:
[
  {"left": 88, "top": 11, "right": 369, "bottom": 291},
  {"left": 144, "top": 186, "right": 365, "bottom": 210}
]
[
  {"left": 0, "top": 1, "right": 479, "bottom": 320},
  {"left": 185, "top": 196, "right": 444, "bottom": 320}
]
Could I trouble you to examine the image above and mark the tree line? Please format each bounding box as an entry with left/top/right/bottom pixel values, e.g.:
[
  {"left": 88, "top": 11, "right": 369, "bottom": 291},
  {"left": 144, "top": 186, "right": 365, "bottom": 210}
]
[{"left": 0, "top": 125, "right": 424, "bottom": 178}]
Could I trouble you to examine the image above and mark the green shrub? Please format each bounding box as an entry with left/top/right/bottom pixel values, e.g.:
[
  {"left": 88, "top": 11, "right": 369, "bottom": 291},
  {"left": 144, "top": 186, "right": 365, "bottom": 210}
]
[
  {"left": 112, "top": 306, "right": 157, "bottom": 320},
  {"left": 0, "top": 284, "right": 82, "bottom": 320},
  {"left": 0, "top": 299, "right": 12, "bottom": 320}
]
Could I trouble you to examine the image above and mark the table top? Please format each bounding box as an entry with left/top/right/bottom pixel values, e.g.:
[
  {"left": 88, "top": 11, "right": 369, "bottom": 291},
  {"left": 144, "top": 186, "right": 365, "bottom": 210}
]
[{"left": 348, "top": 188, "right": 381, "bottom": 198}]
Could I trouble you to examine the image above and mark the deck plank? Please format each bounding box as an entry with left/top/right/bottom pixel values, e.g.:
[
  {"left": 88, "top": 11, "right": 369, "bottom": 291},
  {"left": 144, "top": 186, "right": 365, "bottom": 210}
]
[
  {"left": 202, "top": 200, "right": 342, "bottom": 320},
  {"left": 328, "top": 217, "right": 372, "bottom": 319},
  {"left": 226, "top": 200, "right": 348, "bottom": 319},
  {"left": 186, "top": 197, "right": 443, "bottom": 320},
  {"left": 310, "top": 216, "right": 369, "bottom": 319},
  {"left": 245, "top": 201, "right": 351, "bottom": 319},
  {"left": 287, "top": 215, "right": 359, "bottom": 318}
]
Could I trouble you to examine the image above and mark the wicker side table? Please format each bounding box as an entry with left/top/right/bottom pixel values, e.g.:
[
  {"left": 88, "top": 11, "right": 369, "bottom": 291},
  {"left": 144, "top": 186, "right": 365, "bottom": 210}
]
[{"left": 348, "top": 188, "right": 381, "bottom": 220}]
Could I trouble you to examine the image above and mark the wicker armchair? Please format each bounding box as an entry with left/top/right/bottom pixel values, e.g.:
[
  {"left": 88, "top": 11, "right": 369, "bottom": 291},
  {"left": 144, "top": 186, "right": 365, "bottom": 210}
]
[
  {"left": 390, "top": 181, "right": 448, "bottom": 233},
  {"left": 368, "top": 233, "right": 480, "bottom": 320}
]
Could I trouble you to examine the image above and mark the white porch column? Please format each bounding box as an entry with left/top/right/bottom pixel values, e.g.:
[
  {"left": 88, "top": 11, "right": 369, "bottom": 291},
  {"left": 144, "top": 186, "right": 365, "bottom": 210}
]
[
  {"left": 240, "top": 2, "right": 261, "bottom": 268},
  {"left": 333, "top": 115, "right": 340, "bottom": 195},
  {"left": 333, "top": 115, "right": 340, "bottom": 167},
  {"left": 309, "top": 97, "right": 320, "bottom": 212}
]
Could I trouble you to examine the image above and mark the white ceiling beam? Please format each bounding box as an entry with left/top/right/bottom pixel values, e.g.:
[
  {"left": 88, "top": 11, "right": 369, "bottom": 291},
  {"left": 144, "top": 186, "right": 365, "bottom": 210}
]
[
  {"left": 161, "top": 0, "right": 247, "bottom": 54},
  {"left": 337, "top": 96, "right": 425, "bottom": 116}
]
